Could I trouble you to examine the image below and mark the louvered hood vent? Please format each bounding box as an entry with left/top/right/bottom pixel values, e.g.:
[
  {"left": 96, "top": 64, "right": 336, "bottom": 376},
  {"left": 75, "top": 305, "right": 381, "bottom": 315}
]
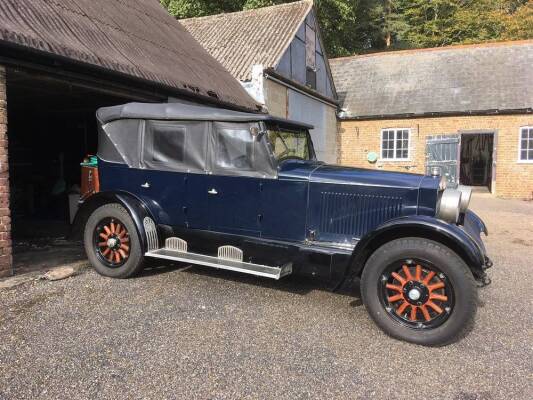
[{"left": 318, "top": 192, "right": 403, "bottom": 237}]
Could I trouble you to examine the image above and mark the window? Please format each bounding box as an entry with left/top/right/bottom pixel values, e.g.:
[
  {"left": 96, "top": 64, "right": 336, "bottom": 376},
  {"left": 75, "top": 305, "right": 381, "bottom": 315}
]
[
  {"left": 143, "top": 121, "right": 207, "bottom": 173},
  {"left": 267, "top": 127, "right": 314, "bottom": 161},
  {"left": 305, "top": 25, "right": 316, "bottom": 69},
  {"left": 212, "top": 122, "right": 277, "bottom": 178},
  {"left": 152, "top": 126, "right": 185, "bottom": 163},
  {"left": 305, "top": 24, "right": 317, "bottom": 89},
  {"left": 306, "top": 67, "right": 317, "bottom": 89},
  {"left": 381, "top": 129, "right": 410, "bottom": 160},
  {"left": 519, "top": 127, "right": 533, "bottom": 162},
  {"left": 215, "top": 127, "right": 254, "bottom": 171}
]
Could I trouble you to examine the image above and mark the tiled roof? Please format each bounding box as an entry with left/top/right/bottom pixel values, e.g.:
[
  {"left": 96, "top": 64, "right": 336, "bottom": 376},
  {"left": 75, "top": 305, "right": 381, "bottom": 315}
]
[
  {"left": 330, "top": 40, "right": 533, "bottom": 119},
  {"left": 0, "top": 0, "right": 260, "bottom": 111},
  {"left": 181, "top": 1, "right": 313, "bottom": 81}
]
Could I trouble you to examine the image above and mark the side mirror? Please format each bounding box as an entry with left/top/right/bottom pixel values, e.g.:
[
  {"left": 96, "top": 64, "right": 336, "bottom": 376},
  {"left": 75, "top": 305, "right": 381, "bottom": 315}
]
[{"left": 250, "top": 126, "right": 266, "bottom": 142}]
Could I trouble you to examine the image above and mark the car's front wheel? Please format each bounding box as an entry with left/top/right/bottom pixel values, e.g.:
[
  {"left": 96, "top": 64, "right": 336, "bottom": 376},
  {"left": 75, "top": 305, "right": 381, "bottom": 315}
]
[
  {"left": 361, "top": 237, "right": 477, "bottom": 346},
  {"left": 84, "top": 203, "right": 145, "bottom": 278}
]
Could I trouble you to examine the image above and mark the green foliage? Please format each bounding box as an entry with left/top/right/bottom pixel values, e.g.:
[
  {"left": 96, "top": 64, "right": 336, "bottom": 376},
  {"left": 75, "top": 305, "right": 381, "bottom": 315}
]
[{"left": 161, "top": 0, "right": 533, "bottom": 56}]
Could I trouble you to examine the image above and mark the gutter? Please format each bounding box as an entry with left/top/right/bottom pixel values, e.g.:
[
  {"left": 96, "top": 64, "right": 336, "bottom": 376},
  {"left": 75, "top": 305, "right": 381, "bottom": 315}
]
[
  {"left": 263, "top": 68, "right": 339, "bottom": 108},
  {"left": 338, "top": 108, "right": 533, "bottom": 121}
]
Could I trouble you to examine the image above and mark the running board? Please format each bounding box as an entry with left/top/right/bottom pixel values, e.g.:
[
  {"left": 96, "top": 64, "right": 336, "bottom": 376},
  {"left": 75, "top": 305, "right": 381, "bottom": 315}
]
[{"left": 145, "top": 248, "right": 292, "bottom": 280}]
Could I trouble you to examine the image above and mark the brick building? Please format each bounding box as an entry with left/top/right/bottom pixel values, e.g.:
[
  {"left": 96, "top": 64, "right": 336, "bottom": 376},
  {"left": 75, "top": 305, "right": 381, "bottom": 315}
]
[
  {"left": 182, "top": 1, "right": 339, "bottom": 163},
  {"left": 0, "top": 0, "right": 260, "bottom": 277},
  {"left": 331, "top": 41, "right": 533, "bottom": 199}
]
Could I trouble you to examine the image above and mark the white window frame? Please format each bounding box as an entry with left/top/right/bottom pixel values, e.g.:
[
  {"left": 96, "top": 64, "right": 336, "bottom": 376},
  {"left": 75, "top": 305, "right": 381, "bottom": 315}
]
[
  {"left": 518, "top": 126, "right": 533, "bottom": 164},
  {"left": 380, "top": 128, "right": 411, "bottom": 161}
]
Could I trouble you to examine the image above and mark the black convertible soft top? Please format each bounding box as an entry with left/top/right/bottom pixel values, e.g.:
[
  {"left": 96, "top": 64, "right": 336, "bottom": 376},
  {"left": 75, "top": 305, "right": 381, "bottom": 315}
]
[{"left": 97, "top": 102, "right": 314, "bottom": 130}]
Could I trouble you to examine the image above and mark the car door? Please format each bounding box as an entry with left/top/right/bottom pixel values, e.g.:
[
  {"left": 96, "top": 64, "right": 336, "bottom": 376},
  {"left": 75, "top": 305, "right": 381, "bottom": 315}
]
[
  {"left": 206, "top": 122, "right": 276, "bottom": 237},
  {"left": 133, "top": 120, "right": 209, "bottom": 228}
]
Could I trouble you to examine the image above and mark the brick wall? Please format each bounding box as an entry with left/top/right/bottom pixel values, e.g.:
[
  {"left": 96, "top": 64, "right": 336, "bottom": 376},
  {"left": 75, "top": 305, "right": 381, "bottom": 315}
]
[
  {"left": 338, "top": 114, "right": 533, "bottom": 199},
  {"left": 0, "top": 66, "right": 12, "bottom": 277}
]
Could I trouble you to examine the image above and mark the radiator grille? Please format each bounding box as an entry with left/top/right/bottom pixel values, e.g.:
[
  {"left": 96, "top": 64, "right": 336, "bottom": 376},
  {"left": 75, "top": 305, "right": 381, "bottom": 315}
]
[{"left": 319, "top": 192, "right": 403, "bottom": 237}]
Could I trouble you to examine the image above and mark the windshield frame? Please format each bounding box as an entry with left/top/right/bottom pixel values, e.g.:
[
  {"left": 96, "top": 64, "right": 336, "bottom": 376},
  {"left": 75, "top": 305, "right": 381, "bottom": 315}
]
[{"left": 264, "top": 122, "right": 317, "bottom": 165}]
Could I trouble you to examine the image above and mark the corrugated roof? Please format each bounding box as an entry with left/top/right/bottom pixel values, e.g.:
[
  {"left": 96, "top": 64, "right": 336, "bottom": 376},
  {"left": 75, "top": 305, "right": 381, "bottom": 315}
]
[
  {"left": 330, "top": 40, "right": 533, "bottom": 119},
  {"left": 181, "top": 1, "right": 313, "bottom": 81},
  {"left": 0, "top": 0, "right": 260, "bottom": 111}
]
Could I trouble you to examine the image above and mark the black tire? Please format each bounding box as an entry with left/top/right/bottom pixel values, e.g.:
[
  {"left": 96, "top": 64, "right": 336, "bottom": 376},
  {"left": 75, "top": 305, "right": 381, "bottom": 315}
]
[
  {"left": 84, "top": 203, "right": 145, "bottom": 279},
  {"left": 361, "top": 237, "right": 477, "bottom": 346}
]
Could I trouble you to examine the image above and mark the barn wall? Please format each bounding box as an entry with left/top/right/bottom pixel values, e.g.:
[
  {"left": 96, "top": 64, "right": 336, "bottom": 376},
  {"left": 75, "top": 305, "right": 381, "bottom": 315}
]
[
  {"left": 339, "top": 114, "right": 533, "bottom": 199},
  {"left": 264, "top": 79, "right": 288, "bottom": 119},
  {"left": 276, "top": 9, "right": 335, "bottom": 100},
  {"left": 0, "top": 66, "right": 12, "bottom": 277},
  {"left": 287, "top": 89, "right": 337, "bottom": 164}
]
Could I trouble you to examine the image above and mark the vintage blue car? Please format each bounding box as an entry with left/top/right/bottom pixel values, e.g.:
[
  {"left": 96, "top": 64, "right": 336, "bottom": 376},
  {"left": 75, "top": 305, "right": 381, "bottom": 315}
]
[{"left": 76, "top": 102, "right": 492, "bottom": 346}]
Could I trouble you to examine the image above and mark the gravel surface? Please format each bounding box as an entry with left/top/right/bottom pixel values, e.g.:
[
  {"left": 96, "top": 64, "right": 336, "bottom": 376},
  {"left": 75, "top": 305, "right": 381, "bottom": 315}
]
[{"left": 0, "top": 194, "right": 532, "bottom": 400}]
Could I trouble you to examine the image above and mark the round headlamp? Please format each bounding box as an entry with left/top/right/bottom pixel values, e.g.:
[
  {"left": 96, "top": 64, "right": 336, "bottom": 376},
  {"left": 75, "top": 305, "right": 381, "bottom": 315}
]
[
  {"left": 437, "top": 189, "right": 462, "bottom": 224},
  {"left": 457, "top": 185, "right": 472, "bottom": 213},
  {"left": 439, "top": 176, "right": 447, "bottom": 191}
]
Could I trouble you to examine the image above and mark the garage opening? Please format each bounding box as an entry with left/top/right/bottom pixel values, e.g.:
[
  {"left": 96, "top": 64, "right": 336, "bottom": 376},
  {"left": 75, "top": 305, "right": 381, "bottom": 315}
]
[
  {"left": 459, "top": 132, "right": 494, "bottom": 191},
  {"left": 6, "top": 68, "right": 153, "bottom": 273}
]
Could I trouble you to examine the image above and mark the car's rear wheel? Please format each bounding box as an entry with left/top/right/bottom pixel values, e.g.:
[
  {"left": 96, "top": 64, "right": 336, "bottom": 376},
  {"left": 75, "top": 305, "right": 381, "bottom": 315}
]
[
  {"left": 84, "top": 203, "right": 145, "bottom": 278},
  {"left": 361, "top": 237, "right": 477, "bottom": 346}
]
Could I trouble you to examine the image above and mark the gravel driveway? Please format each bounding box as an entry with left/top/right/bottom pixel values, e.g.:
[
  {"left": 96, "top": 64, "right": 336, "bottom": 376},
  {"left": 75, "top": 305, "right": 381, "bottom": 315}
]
[{"left": 1, "top": 194, "right": 532, "bottom": 400}]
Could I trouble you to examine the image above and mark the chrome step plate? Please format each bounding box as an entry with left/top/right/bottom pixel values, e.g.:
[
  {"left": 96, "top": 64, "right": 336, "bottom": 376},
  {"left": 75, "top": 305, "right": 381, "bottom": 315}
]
[{"left": 145, "top": 248, "right": 292, "bottom": 280}]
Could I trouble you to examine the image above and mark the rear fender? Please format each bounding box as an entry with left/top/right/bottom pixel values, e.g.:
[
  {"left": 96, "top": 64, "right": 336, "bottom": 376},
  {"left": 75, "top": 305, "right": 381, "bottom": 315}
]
[
  {"left": 70, "top": 191, "right": 157, "bottom": 253},
  {"left": 347, "top": 216, "right": 486, "bottom": 280}
]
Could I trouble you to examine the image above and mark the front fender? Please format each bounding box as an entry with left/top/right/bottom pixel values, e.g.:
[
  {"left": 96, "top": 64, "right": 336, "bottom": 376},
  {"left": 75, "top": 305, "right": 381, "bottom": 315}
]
[
  {"left": 70, "top": 191, "right": 157, "bottom": 253},
  {"left": 348, "top": 215, "right": 487, "bottom": 279}
]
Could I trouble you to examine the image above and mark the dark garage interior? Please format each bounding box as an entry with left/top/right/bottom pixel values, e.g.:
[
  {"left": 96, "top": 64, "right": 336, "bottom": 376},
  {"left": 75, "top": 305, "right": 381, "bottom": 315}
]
[
  {"left": 6, "top": 68, "right": 145, "bottom": 272},
  {"left": 460, "top": 133, "right": 494, "bottom": 190}
]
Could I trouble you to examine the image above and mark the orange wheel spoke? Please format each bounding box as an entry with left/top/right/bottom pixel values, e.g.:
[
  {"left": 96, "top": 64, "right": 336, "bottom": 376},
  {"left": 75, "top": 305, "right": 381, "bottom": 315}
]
[
  {"left": 429, "top": 282, "right": 445, "bottom": 291},
  {"left": 120, "top": 244, "right": 129, "bottom": 252},
  {"left": 103, "top": 226, "right": 112, "bottom": 235},
  {"left": 430, "top": 293, "right": 448, "bottom": 302},
  {"left": 420, "top": 305, "right": 431, "bottom": 321},
  {"left": 386, "top": 283, "right": 403, "bottom": 292},
  {"left": 415, "top": 265, "right": 422, "bottom": 281},
  {"left": 402, "top": 265, "right": 413, "bottom": 281},
  {"left": 410, "top": 306, "right": 418, "bottom": 321},
  {"left": 388, "top": 294, "right": 403, "bottom": 302},
  {"left": 114, "top": 251, "right": 121, "bottom": 263},
  {"left": 99, "top": 233, "right": 109, "bottom": 240},
  {"left": 391, "top": 272, "right": 406, "bottom": 285},
  {"left": 427, "top": 301, "right": 443, "bottom": 314},
  {"left": 102, "top": 248, "right": 111, "bottom": 257},
  {"left": 423, "top": 271, "right": 435, "bottom": 285},
  {"left": 118, "top": 249, "right": 127, "bottom": 259},
  {"left": 110, "top": 223, "right": 115, "bottom": 233},
  {"left": 122, "top": 237, "right": 130, "bottom": 243},
  {"left": 397, "top": 301, "right": 409, "bottom": 315},
  {"left": 98, "top": 242, "right": 108, "bottom": 247}
]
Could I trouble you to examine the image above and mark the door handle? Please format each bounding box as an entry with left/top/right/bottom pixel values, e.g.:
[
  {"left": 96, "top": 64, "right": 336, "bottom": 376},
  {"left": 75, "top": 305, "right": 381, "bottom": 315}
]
[
  {"left": 208, "top": 188, "right": 218, "bottom": 195},
  {"left": 141, "top": 182, "right": 151, "bottom": 189}
]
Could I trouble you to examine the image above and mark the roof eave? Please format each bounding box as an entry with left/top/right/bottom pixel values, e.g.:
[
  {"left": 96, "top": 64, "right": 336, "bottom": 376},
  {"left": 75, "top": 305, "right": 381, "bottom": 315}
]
[
  {"left": 264, "top": 68, "right": 339, "bottom": 107},
  {"left": 0, "top": 41, "right": 264, "bottom": 114},
  {"left": 338, "top": 108, "right": 533, "bottom": 121}
]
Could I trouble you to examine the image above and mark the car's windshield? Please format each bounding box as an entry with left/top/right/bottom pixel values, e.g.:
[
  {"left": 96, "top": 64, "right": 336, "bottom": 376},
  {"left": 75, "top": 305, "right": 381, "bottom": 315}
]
[{"left": 267, "top": 126, "right": 315, "bottom": 162}]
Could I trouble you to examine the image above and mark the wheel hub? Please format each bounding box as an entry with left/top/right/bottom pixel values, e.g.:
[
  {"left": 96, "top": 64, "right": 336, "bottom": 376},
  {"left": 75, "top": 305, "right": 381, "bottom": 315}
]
[
  {"left": 408, "top": 288, "right": 421, "bottom": 301},
  {"left": 383, "top": 262, "right": 452, "bottom": 327},
  {"left": 107, "top": 237, "right": 119, "bottom": 249},
  {"left": 95, "top": 219, "right": 131, "bottom": 267},
  {"left": 403, "top": 280, "right": 430, "bottom": 306}
]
